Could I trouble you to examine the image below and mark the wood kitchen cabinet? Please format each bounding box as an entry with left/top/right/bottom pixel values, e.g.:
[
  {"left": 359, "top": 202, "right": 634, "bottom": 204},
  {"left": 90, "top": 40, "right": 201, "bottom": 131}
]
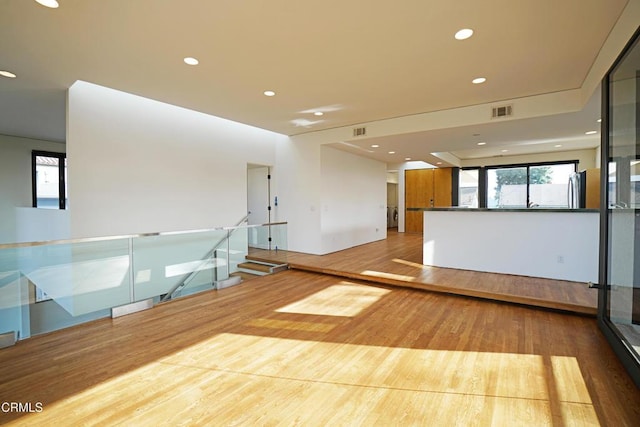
[
  {"left": 405, "top": 168, "right": 452, "bottom": 233},
  {"left": 584, "top": 168, "right": 601, "bottom": 209}
]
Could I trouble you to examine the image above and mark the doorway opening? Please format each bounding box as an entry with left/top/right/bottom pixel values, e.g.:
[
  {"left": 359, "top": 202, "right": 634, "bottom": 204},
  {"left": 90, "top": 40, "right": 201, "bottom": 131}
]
[{"left": 247, "top": 164, "right": 273, "bottom": 249}]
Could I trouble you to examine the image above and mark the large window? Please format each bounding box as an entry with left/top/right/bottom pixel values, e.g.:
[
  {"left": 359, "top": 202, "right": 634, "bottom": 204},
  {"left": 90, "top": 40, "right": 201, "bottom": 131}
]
[
  {"left": 486, "top": 162, "right": 577, "bottom": 208},
  {"left": 487, "top": 166, "right": 528, "bottom": 208},
  {"left": 32, "top": 150, "right": 67, "bottom": 209},
  {"left": 458, "top": 168, "right": 479, "bottom": 208}
]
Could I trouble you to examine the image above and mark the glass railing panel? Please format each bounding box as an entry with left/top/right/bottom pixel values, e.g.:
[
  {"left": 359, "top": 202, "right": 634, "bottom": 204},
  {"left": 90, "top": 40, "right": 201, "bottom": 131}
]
[
  {"left": 1, "top": 238, "right": 130, "bottom": 338},
  {"left": 0, "top": 247, "right": 26, "bottom": 341},
  {"left": 269, "top": 223, "right": 288, "bottom": 252},
  {"left": 247, "top": 225, "right": 269, "bottom": 250},
  {"left": 132, "top": 229, "right": 228, "bottom": 301},
  {"left": 17, "top": 239, "right": 132, "bottom": 318},
  {"left": 227, "top": 229, "right": 249, "bottom": 277},
  {"left": 0, "top": 221, "right": 287, "bottom": 340},
  {"left": 247, "top": 223, "right": 288, "bottom": 252}
]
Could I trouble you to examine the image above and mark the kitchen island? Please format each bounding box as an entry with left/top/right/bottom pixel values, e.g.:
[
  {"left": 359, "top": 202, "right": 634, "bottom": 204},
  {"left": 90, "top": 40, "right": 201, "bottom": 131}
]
[{"left": 408, "top": 207, "right": 599, "bottom": 283}]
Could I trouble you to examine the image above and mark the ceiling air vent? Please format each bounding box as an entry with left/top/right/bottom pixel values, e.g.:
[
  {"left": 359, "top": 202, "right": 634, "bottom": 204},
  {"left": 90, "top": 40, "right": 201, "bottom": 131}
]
[
  {"left": 491, "top": 104, "right": 513, "bottom": 119},
  {"left": 353, "top": 127, "right": 367, "bottom": 137}
]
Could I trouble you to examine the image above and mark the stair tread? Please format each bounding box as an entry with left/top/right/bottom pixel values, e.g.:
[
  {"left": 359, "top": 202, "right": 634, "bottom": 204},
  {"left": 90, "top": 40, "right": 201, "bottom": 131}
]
[{"left": 238, "top": 262, "right": 273, "bottom": 272}]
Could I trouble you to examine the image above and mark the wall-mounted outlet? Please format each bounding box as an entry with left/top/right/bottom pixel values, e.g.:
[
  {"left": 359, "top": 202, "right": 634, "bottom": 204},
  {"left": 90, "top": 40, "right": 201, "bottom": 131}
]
[{"left": 557, "top": 255, "right": 564, "bottom": 264}]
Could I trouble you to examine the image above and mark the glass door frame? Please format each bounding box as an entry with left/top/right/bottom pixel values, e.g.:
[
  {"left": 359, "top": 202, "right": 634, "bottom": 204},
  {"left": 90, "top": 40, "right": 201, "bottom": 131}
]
[{"left": 598, "top": 26, "right": 640, "bottom": 389}]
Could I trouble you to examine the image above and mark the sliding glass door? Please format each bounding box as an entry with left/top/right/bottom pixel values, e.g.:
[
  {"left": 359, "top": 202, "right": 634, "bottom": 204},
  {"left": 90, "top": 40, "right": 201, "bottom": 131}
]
[{"left": 600, "top": 28, "right": 640, "bottom": 387}]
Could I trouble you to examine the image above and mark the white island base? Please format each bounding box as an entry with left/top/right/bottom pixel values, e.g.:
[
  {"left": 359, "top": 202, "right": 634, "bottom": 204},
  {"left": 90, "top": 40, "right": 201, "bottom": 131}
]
[{"left": 421, "top": 209, "right": 599, "bottom": 283}]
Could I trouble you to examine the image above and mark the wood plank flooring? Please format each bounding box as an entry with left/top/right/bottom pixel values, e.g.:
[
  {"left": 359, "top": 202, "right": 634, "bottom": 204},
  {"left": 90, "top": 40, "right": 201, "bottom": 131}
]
[
  {"left": 249, "top": 230, "right": 598, "bottom": 315},
  {"left": 0, "top": 270, "right": 638, "bottom": 426}
]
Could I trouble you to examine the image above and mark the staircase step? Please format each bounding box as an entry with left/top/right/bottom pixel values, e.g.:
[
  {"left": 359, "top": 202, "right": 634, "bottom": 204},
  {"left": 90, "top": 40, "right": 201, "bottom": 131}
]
[
  {"left": 237, "top": 262, "right": 273, "bottom": 273},
  {"left": 269, "top": 263, "right": 289, "bottom": 273}
]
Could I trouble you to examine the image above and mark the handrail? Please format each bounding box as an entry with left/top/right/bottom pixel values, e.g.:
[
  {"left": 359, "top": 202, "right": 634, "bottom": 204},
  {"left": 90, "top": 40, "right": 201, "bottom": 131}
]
[
  {"left": 160, "top": 213, "right": 255, "bottom": 302},
  {"left": 0, "top": 220, "right": 288, "bottom": 250}
]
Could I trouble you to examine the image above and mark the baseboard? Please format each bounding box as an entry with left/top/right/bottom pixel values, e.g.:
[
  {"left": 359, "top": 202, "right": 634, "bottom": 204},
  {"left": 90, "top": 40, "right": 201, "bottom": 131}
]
[
  {"left": 112, "top": 298, "right": 154, "bottom": 318},
  {"left": 215, "top": 275, "right": 242, "bottom": 290}
]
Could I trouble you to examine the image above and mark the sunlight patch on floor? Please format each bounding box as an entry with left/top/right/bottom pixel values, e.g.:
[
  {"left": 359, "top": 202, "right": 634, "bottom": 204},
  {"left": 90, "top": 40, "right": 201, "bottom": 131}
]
[
  {"left": 276, "top": 282, "right": 390, "bottom": 317},
  {"left": 159, "top": 333, "right": 554, "bottom": 401},
  {"left": 550, "top": 356, "right": 592, "bottom": 404},
  {"left": 360, "top": 270, "right": 416, "bottom": 282},
  {"left": 17, "top": 333, "right": 598, "bottom": 426},
  {"left": 392, "top": 258, "right": 434, "bottom": 270}
]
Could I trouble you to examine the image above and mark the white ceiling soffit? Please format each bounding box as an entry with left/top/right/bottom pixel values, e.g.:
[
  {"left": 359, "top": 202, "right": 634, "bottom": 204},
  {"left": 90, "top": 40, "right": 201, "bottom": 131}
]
[
  {"left": 327, "top": 87, "right": 603, "bottom": 164},
  {"left": 0, "top": 0, "right": 635, "bottom": 161}
]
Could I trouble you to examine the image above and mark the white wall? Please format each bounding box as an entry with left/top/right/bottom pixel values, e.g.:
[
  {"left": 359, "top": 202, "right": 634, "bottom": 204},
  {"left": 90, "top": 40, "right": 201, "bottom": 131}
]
[
  {"left": 274, "top": 139, "right": 388, "bottom": 255},
  {"left": 0, "top": 134, "right": 67, "bottom": 244},
  {"left": 320, "top": 146, "right": 387, "bottom": 253},
  {"left": 274, "top": 138, "right": 322, "bottom": 253},
  {"left": 15, "top": 207, "right": 69, "bottom": 243},
  {"left": 67, "top": 81, "right": 286, "bottom": 238},
  {"left": 66, "top": 81, "right": 387, "bottom": 255}
]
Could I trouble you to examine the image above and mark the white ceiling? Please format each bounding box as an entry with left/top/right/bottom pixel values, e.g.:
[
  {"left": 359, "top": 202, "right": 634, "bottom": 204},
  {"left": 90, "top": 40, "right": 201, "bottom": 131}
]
[{"left": 0, "top": 0, "right": 633, "bottom": 163}]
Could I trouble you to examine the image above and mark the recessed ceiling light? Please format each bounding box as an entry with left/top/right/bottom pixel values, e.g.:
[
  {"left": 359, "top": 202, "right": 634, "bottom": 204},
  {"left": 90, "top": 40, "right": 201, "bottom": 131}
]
[
  {"left": 388, "top": 151, "right": 396, "bottom": 154},
  {"left": 477, "top": 142, "right": 486, "bottom": 146},
  {"left": 501, "top": 149, "right": 509, "bottom": 152},
  {"left": 436, "top": 162, "right": 443, "bottom": 165},
  {"left": 555, "top": 144, "right": 562, "bottom": 148},
  {"left": 455, "top": 29, "right": 474, "bottom": 40},
  {"left": 585, "top": 130, "right": 597, "bottom": 135},
  {"left": 405, "top": 157, "right": 412, "bottom": 161},
  {"left": 371, "top": 144, "right": 379, "bottom": 148},
  {"left": 183, "top": 57, "right": 199, "bottom": 65},
  {"left": 314, "top": 111, "right": 324, "bottom": 116},
  {"left": 597, "top": 119, "right": 602, "bottom": 123},
  {"left": 35, "top": 0, "right": 59, "bottom": 8},
  {"left": 264, "top": 90, "right": 276, "bottom": 97},
  {"left": 472, "top": 77, "right": 486, "bottom": 84},
  {"left": 0, "top": 70, "right": 17, "bottom": 78}
]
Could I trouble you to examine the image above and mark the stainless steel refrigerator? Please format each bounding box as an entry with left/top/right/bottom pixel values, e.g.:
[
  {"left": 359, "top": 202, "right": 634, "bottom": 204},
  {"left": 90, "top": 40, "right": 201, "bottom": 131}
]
[{"left": 568, "top": 171, "right": 586, "bottom": 209}]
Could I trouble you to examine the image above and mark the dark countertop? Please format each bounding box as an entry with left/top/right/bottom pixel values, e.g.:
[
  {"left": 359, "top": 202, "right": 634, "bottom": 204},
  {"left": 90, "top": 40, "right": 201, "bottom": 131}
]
[{"left": 407, "top": 207, "right": 600, "bottom": 213}]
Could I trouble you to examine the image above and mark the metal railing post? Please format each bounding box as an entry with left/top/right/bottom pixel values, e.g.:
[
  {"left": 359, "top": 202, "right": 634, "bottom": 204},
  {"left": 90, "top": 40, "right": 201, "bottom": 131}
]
[{"left": 226, "top": 230, "right": 231, "bottom": 280}]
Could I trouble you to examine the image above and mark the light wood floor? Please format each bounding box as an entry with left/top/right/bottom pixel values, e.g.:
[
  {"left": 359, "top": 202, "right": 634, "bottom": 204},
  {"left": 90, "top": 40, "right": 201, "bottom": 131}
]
[
  {"left": 250, "top": 230, "right": 598, "bottom": 315},
  {"left": 0, "top": 270, "right": 638, "bottom": 426},
  {"left": 0, "top": 270, "right": 640, "bottom": 426}
]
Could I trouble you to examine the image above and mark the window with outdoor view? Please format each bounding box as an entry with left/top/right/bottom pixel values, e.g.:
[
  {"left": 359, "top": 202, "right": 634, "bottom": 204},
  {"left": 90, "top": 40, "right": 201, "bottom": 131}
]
[
  {"left": 486, "top": 162, "right": 577, "bottom": 208},
  {"left": 458, "top": 168, "right": 479, "bottom": 208},
  {"left": 32, "top": 151, "right": 67, "bottom": 209}
]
